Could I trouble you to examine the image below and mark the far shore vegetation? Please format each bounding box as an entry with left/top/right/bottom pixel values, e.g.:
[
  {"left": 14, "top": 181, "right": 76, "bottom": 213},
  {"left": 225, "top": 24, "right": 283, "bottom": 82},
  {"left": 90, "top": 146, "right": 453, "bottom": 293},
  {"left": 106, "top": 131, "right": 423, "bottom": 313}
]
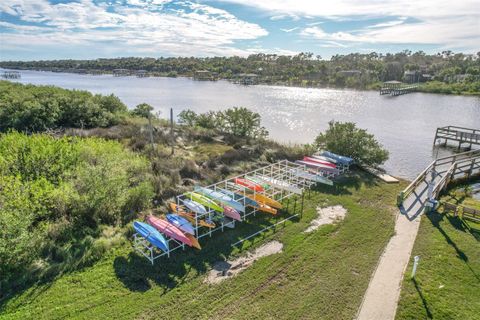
[{"left": 1, "top": 50, "right": 479, "bottom": 95}]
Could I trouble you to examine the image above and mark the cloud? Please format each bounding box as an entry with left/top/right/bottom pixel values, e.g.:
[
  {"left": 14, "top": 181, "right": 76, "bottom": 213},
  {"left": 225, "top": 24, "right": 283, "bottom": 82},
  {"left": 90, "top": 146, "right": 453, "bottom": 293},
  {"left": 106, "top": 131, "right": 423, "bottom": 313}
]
[
  {"left": 280, "top": 27, "right": 299, "bottom": 33},
  {"left": 0, "top": 0, "right": 268, "bottom": 58},
  {"left": 219, "top": 0, "right": 480, "bottom": 51}
]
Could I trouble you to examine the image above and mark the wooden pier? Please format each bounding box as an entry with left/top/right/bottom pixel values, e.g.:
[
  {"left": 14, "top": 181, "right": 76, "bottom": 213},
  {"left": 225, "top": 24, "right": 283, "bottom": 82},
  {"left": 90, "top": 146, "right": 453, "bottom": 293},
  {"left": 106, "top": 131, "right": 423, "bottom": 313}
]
[
  {"left": 1, "top": 71, "right": 21, "bottom": 79},
  {"left": 434, "top": 126, "right": 480, "bottom": 149},
  {"left": 380, "top": 81, "right": 418, "bottom": 96}
]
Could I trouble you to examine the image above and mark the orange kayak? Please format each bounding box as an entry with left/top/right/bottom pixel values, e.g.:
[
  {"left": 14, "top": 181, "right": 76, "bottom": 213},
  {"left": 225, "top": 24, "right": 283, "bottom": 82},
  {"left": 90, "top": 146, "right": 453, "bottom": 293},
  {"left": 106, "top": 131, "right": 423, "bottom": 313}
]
[
  {"left": 185, "top": 234, "right": 201, "bottom": 250},
  {"left": 169, "top": 203, "right": 215, "bottom": 228},
  {"left": 247, "top": 194, "right": 282, "bottom": 209},
  {"left": 251, "top": 202, "right": 277, "bottom": 215}
]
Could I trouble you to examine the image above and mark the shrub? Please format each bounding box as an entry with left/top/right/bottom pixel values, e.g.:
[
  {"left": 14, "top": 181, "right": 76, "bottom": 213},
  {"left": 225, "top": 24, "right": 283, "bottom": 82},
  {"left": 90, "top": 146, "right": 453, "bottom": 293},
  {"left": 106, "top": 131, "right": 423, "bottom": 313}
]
[{"left": 315, "top": 121, "right": 389, "bottom": 166}]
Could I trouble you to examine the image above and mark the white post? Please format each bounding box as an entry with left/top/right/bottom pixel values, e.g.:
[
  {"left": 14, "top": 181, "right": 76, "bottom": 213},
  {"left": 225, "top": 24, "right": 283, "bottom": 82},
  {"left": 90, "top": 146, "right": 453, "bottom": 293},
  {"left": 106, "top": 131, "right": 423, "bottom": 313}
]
[{"left": 411, "top": 256, "right": 420, "bottom": 279}]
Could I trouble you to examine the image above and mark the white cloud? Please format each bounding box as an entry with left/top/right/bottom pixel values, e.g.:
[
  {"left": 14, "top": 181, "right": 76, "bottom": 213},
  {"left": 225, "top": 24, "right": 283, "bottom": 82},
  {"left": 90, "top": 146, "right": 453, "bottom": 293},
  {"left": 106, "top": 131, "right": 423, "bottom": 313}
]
[
  {"left": 219, "top": 0, "right": 480, "bottom": 51},
  {"left": 280, "top": 27, "right": 299, "bottom": 33},
  {"left": 0, "top": 0, "right": 268, "bottom": 57}
]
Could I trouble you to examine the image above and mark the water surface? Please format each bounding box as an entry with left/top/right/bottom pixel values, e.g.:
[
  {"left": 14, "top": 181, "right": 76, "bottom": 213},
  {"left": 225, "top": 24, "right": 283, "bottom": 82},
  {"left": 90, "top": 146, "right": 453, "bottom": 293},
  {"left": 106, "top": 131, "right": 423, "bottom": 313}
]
[{"left": 5, "top": 69, "right": 480, "bottom": 179}]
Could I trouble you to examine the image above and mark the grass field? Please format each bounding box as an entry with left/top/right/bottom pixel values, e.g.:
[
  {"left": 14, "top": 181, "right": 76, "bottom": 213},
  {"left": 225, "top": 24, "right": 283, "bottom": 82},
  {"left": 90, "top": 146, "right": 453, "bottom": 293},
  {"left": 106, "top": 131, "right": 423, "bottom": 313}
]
[
  {"left": 396, "top": 190, "right": 480, "bottom": 319},
  {"left": 0, "top": 171, "right": 404, "bottom": 320}
]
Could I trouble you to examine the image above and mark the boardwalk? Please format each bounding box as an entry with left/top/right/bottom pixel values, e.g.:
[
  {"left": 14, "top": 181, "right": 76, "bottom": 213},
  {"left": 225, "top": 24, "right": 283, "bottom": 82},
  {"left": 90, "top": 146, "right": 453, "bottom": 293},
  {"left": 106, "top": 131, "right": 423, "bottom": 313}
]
[{"left": 434, "top": 126, "right": 480, "bottom": 149}]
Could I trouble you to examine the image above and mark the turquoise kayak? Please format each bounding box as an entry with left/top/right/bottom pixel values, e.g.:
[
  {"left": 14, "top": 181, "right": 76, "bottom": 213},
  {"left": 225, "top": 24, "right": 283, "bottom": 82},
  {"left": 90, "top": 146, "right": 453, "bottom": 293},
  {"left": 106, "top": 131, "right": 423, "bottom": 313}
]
[{"left": 194, "top": 186, "right": 245, "bottom": 212}]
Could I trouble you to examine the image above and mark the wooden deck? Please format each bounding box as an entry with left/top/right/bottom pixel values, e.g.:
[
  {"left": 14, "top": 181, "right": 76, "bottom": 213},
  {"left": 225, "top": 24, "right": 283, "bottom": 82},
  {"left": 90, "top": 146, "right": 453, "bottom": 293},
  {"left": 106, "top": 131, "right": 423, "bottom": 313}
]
[
  {"left": 434, "top": 126, "right": 480, "bottom": 149},
  {"left": 380, "top": 81, "right": 418, "bottom": 96}
]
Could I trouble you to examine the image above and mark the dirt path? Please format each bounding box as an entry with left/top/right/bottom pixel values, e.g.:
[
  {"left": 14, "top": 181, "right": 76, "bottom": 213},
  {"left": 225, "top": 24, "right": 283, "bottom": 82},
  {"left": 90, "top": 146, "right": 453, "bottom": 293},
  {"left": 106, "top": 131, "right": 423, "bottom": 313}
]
[{"left": 356, "top": 212, "right": 421, "bottom": 320}]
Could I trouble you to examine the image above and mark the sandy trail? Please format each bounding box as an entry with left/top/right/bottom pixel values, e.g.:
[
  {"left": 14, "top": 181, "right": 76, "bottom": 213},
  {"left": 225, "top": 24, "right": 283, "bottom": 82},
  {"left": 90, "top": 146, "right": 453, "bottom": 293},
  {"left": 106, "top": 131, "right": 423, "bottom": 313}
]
[
  {"left": 205, "top": 241, "right": 283, "bottom": 284},
  {"left": 304, "top": 205, "right": 347, "bottom": 233}
]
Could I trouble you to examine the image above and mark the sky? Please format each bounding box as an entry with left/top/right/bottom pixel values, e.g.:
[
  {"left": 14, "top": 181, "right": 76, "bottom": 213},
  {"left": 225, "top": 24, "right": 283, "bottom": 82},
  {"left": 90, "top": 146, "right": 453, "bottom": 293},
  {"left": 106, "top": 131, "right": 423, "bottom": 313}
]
[{"left": 0, "top": 0, "right": 479, "bottom": 61}]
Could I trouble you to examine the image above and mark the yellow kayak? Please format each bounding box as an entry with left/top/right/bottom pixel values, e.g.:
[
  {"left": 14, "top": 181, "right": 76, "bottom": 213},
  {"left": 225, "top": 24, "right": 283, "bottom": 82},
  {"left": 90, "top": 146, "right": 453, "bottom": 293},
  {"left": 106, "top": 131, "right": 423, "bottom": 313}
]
[
  {"left": 248, "top": 194, "right": 282, "bottom": 209},
  {"left": 169, "top": 203, "right": 215, "bottom": 228}
]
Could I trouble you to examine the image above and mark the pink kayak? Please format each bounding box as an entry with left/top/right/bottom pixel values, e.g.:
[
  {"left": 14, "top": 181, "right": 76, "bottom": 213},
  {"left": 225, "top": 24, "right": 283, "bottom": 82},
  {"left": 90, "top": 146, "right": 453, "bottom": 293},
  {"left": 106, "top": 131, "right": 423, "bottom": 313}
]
[
  {"left": 223, "top": 205, "right": 242, "bottom": 221},
  {"left": 146, "top": 215, "right": 193, "bottom": 247},
  {"left": 234, "top": 178, "right": 264, "bottom": 192},
  {"left": 303, "top": 156, "right": 336, "bottom": 168},
  {"left": 296, "top": 160, "right": 340, "bottom": 175}
]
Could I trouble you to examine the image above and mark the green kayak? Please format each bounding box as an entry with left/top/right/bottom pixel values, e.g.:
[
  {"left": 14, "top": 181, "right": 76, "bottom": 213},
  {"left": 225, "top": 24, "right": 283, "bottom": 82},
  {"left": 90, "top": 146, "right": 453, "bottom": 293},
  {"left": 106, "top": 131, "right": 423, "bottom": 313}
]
[
  {"left": 185, "top": 192, "right": 224, "bottom": 213},
  {"left": 245, "top": 176, "right": 271, "bottom": 190}
]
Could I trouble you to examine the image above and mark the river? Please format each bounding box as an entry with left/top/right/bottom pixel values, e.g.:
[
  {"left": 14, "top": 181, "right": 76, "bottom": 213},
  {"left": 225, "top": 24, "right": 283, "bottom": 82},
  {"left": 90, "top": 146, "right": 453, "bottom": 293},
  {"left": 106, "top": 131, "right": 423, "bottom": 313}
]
[{"left": 4, "top": 69, "right": 480, "bottom": 180}]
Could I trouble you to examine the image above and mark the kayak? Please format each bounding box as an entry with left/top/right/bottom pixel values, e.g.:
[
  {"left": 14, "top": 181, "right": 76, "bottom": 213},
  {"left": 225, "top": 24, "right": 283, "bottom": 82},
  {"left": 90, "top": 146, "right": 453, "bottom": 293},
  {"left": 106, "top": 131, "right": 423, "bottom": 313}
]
[
  {"left": 166, "top": 213, "right": 195, "bottom": 235},
  {"left": 194, "top": 186, "right": 245, "bottom": 212},
  {"left": 311, "top": 154, "right": 338, "bottom": 165},
  {"left": 245, "top": 176, "right": 271, "bottom": 190},
  {"left": 321, "top": 151, "right": 354, "bottom": 166},
  {"left": 169, "top": 203, "right": 215, "bottom": 228},
  {"left": 146, "top": 215, "right": 193, "bottom": 247},
  {"left": 133, "top": 221, "right": 169, "bottom": 252},
  {"left": 223, "top": 205, "right": 242, "bottom": 221},
  {"left": 183, "top": 199, "right": 207, "bottom": 215},
  {"left": 296, "top": 160, "right": 340, "bottom": 175},
  {"left": 247, "top": 193, "right": 282, "bottom": 209},
  {"left": 254, "top": 202, "right": 278, "bottom": 215},
  {"left": 234, "top": 178, "right": 264, "bottom": 192},
  {"left": 254, "top": 174, "right": 302, "bottom": 195},
  {"left": 185, "top": 192, "right": 224, "bottom": 213},
  {"left": 291, "top": 169, "right": 333, "bottom": 186},
  {"left": 218, "top": 188, "right": 260, "bottom": 208},
  {"left": 185, "top": 234, "right": 201, "bottom": 250},
  {"left": 303, "top": 156, "right": 336, "bottom": 168}
]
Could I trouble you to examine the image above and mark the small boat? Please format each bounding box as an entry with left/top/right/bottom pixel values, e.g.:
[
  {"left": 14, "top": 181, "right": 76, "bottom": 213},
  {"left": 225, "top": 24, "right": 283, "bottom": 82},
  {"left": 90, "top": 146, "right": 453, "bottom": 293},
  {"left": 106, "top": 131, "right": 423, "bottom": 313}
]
[
  {"left": 194, "top": 186, "right": 245, "bottom": 212},
  {"left": 254, "top": 174, "right": 302, "bottom": 195},
  {"left": 303, "top": 156, "right": 336, "bottom": 168},
  {"left": 185, "top": 234, "right": 201, "bottom": 250},
  {"left": 185, "top": 192, "right": 224, "bottom": 213},
  {"left": 223, "top": 205, "right": 242, "bottom": 221},
  {"left": 311, "top": 154, "right": 338, "bottom": 165},
  {"left": 247, "top": 193, "right": 282, "bottom": 209},
  {"left": 183, "top": 199, "right": 208, "bottom": 215},
  {"left": 254, "top": 202, "right": 277, "bottom": 215},
  {"left": 166, "top": 213, "right": 195, "bottom": 235},
  {"left": 234, "top": 178, "right": 264, "bottom": 192},
  {"left": 321, "top": 151, "right": 354, "bottom": 166},
  {"left": 291, "top": 169, "right": 333, "bottom": 186},
  {"left": 296, "top": 160, "right": 340, "bottom": 175},
  {"left": 146, "top": 215, "right": 193, "bottom": 247},
  {"left": 218, "top": 188, "right": 260, "bottom": 208},
  {"left": 245, "top": 176, "right": 271, "bottom": 190},
  {"left": 169, "top": 203, "right": 215, "bottom": 228},
  {"left": 133, "top": 221, "right": 169, "bottom": 252}
]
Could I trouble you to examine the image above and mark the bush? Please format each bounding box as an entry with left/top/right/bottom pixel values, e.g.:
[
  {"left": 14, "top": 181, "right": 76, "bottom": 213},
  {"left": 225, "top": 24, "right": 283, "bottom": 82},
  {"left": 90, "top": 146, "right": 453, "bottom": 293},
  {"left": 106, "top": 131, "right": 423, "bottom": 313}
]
[
  {"left": 0, "top": 81, "right": 127, "bottom": 132},
  {"left": 131, "top": 103, "right": 154, "bottom": 119},
  {"left": 0, "top": 132, "right": 154, "bottom": 295},
  {"left": 315, "top": 121, "right": 389, "bottom": 166}
]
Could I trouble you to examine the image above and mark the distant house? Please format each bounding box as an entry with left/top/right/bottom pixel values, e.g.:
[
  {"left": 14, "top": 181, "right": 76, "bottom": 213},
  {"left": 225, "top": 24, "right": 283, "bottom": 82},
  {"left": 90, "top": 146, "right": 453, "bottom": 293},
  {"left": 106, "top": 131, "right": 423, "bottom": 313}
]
[
  {"left": 113, "top": 69, "right": 130, "bottom": 76},
  {"left": 136, "top": 70, "right": 148, "bottom": 78},
  {"left": 420, "top": 74, "right": 433, "bottom": 82},
  {"left": 404, "top": 70, "right": 418, "bottom": 83},
  {"left": 237, "top": 73, "right": 259, "bottom": 85},
  {"left": 338, "top": 70, "right": 362, "bottom": 77},
  {"left": 194, "top": 70, "right": 213, "bottom": 80}
]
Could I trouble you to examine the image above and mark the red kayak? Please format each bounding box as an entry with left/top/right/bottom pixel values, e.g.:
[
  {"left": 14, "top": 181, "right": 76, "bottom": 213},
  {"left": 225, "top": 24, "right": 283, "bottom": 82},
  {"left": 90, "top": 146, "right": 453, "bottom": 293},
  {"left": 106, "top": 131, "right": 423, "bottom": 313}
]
[
  {"left": 303, "top": 156, "right": 336, "bottom": 168},
  {"left": 146, "top": 215, "right": 193, "bottom": 247},
  {"left": 234, "top": 178, "right": 264, "bottom": 192}
]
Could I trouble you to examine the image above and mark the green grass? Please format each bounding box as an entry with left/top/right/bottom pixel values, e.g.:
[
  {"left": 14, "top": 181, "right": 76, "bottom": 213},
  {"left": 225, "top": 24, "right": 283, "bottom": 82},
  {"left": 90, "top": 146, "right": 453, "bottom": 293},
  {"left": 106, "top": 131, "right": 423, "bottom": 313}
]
[
  {"left": 0, "top": 171, "right": 404, "bottom": 320},
  {"left": 396, "top": 201, "right": 480, "bottom": 319}
]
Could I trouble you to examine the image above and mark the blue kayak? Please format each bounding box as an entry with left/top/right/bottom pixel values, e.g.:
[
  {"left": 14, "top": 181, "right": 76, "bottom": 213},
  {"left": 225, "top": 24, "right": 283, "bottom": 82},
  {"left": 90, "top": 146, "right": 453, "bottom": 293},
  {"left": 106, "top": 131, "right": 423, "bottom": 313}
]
[
  {"left": 321, "top": 151, "right": 354, "bottom": 166},
  {"left": 134, "top": 221, "right": 169, "bottom": 252},
  {"left": 218, "top": 188, "right": 259, "bottom": 208},
  {"left": 166, "top": 214, "right": 195, "bottom": 235}
]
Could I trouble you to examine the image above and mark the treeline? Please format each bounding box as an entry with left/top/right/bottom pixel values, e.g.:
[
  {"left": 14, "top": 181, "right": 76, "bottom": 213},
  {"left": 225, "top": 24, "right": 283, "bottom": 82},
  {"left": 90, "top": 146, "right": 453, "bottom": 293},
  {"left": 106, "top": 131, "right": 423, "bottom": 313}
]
[
  {"left": 1, "top": 51, "right": 479, "bottom": 91},
  {"left": 0, "top": 81, "right": 127, "bottom": 132}
]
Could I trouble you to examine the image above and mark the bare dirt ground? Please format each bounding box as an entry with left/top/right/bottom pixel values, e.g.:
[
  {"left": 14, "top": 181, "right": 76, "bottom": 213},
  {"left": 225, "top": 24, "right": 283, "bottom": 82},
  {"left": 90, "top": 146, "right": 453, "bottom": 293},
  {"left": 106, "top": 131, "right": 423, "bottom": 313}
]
[
  {"left": 205, "top": 241, "right": 283, "bottom": 284},
  {"left": 304, "top": 205, "right": 347, "bottom": 233}
]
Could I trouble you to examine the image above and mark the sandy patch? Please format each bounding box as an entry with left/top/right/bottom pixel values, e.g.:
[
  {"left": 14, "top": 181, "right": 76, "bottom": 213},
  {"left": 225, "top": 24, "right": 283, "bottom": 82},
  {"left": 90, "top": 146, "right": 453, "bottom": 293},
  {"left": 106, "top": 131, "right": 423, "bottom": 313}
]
[
  {"left": 304, "top": 205, "right": 347, "bottom": 233},
  {"left": 205, "top": 241, "right": 283, "bottom": 284}
]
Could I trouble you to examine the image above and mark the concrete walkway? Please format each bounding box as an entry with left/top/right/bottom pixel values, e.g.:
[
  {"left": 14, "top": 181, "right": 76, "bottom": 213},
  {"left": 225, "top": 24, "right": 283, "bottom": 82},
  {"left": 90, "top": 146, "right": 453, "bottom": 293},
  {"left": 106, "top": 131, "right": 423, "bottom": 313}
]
[{"left": 356, "top": 212, "right": 421, "bottom": 320}]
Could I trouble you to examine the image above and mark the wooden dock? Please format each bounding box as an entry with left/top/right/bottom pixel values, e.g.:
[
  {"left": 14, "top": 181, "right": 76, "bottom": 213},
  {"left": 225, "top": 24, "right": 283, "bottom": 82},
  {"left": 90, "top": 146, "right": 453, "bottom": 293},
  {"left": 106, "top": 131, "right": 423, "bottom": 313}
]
[
  {"left": 360, "top": 165, "right": 399, "bottom": 183},
  {"left": 380, "top": 81, "right": 418, "bottom": 96},
  {"left": 434, "top": 126, "right": 480, "bottom": 149},
  {"left": 1, "top": 71, "right": 21, "bottom": 79}
]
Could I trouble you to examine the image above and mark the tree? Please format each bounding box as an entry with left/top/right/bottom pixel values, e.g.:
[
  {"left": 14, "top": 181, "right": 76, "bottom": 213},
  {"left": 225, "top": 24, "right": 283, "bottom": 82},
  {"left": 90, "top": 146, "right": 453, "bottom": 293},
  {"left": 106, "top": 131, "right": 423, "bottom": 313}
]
[
  {"left": 177, "top": 109, "right": 198, "bottom": 126},
  {"left": 220, "top": 107, "right": 268, "bottom": 139},
  {"left": 131, "top": 103, "right": 154, "bottom": 118},
  {"left": 315, "top": 121, "right": 389, "bottom": 166}
]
